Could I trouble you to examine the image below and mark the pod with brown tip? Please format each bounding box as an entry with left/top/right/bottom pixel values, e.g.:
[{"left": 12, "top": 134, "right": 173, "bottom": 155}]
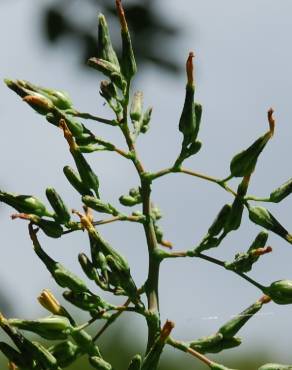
[{"left": 230, "top": 131, "right": 271, "bottom": 177}]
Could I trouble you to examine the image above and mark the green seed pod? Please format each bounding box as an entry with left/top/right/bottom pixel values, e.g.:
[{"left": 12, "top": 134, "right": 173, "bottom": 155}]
[
  {"left": 230, "top": 131, "right": 271, "bottom": 177},
  {"left": 0, "top": 191, "right": 51, "bottom": 217},
  {"left": 89, "top": 356, "right": 112, "bottom": 370},
  {"left": 218, "top": 301, "right": 262, "bottom": 338},
  {"left": 224, "top": 197, "right": 244, "bottom": 233},
  {"left": 71, "top": 149, "right": 100, "bottom": 198},
  {"left": 116, "top": 0, "right": 137, "bottom": 81},
  {"left": 270, "top": 178, "right": 292, "bottom": 203},
  {"left": 258, "top": 364, "right": 292, "bottom": 370},
  {"left": 97, "top": 14, "right": 120, "bottom": 69},
  {"left": 78, "top": 253, "right": 99, "bottom": 281},
  {"left": 128, "top": 354, "right": 142, "bottom": 370},
  {"left": 37, "top": 218, "right": 64, "bottom": 238},
  {"left": 119, "top": 195, "right": 140, "bottom": 206},
  {"left": 189, "top": 333, "right": 241, "bottom": 354},
  {"left": 23, "top": 94, "right": 54, "bottom": 115},
  {"left": 32, "top": 238, "right": 88, "bottom": 292},
  {"left": 63, "top": 165, "right": 93, "bottom": 196},
  {"left": 263, "top": 280, "right": 292, "bottom": 304},
  {"left": 43, "top": 89, "right": 72, "bottom": 110},
  {"left": 82, "top": 195, "right": 118, "bottom": 215},
  {"left": 48, "top": 340, "right": 79, "bottom": 368},
  {"left": 130, "top": 91, "right": 143, "bottom": 122},
  {"left": 63, "top": 290, "right": 111, "bottom": 311},
  {"left": 0, "top": 342, "right": 29, "bottom": 368},
  {"left": 187, "top": 140, "right": 202, "bottom": 156},
  {"left": 70, "top": 329, "right": 101, "bottom": 357},
  {"left": 5, "top": 78, "right": 28, "bottom": 98},
  {"left": 247, "top": 230, "right": 269, "bottom": 252},
  {"left": 140, "top": 107, "right": 153, "bottom": 134},
  {"left": 224, "top": 252, "right": 257, "bottom": 273},
  {"left": 46, "top": 187, "right": 71, "bottom": 224},
  {"left": 29, "top": 341, "right": 59, "bottom": 370},
  {"left": 106, "top": 255, "right": 138, "bottom": 300},
  {"left": 24, "top": 214, "right": 62, "bottom": 238},
  {"left": 179, "top": 53, "right": 202, "bottom": 147},
  {"left": 179, "top": 74, "right": 195, "bottom": 146},
  {"left": 248, "top": 206, "right": 292, "bottom": 243},
  {"left": 8, "top": 316, "right": 71, "bottom": 340},
  {"left": 88, "top": 58, "right": 125, "bottom": 89},
  {"left": 16, "top": 80, "right": 72, "bottom": 110},
  {"left": 208, "top": 204, "right": 232, "bottom": 236}
]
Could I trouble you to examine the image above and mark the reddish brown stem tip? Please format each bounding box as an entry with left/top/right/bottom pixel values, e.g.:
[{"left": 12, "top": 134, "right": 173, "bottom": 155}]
[
  {"left": 116, "top": 0, "right": 128, "bottom": 32},
  {"left": 267, "top": 108, "right": 275, "bottom": 136},
  {"left": 252, "top": 246, "right": 272, "bottom": 257},
  {"left": 160, "top": 320, "right": 175, "bottom": 342},
  {"left": 259, "top": 294, "right": 272, "bottom": 304},
  {"left": 186, "top": 52, "right": 195, "bottom": 86}
]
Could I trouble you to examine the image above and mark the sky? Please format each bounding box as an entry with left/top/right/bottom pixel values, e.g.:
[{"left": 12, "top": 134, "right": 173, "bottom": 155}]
[{"left": 1, "top": 0, "right": 292, "bottom": 366}]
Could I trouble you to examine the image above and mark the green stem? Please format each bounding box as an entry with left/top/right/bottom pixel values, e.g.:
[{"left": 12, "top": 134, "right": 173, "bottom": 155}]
[
  {"left": 70, "top": 110, "right": 116, "bottom": 126},
  {"left": 148, "top": 166, "right": 237, "bottom": 197},
  {"left": 244, "top": 195, "right": 271, "bottom": 202},
  {"left": 162, "top": 251, "right": 265, "bottom": 291},
  {"left": 141, "top": 180, "right": 161, "bottom": 353},
  {"left": 119, "top": 84, "right": 160, "bottom": 357},
  {"left": 167, "top": 337, "right": 213, "bottom": 367}
]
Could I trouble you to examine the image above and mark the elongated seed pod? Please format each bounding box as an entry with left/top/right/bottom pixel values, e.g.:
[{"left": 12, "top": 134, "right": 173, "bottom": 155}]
[
  {"left": 48, "top": 341, "right": 79, "bottom": 368},
  {"left": 63, "top": 166, "right": 93, "bottom": 196},
  {"left": 31, "top": 235, "right": 88, "bottom": 292},
  {"left": 0, "top": 191, "right": 51, "bottom": 217},
  {"left": 82, "top": 195, "right": 118, "bottom": 215},
  {"left": 46, "top": 187, "right": 71, "bottom": 224},
  {"left": 116, "top": 0, "right": 137, "bottom": 81},
  {"left": 88, "top": 58, "right": 125, "bottom": 89},
  {"left": 224, "top": 197, "right": 244, "bottom": 233},
  {"left": 130, "top": 91, "right": 143, "bottom": 121},
  {"left": 230, "top": 131, "right": 272, "bottom": 177},
  {"left": 8, "top": 316, "right": 71, "bottom": 340},
  {"left": 218, "top": 300, "right": 263, "bottom": 338},
  {"left": 189, "top": 334, "right": 241, "bottom": 354},
  {"left": 63, "top": 290, "right": 111, "bottom": 311},
  {"left": 97, "top": 14, "right": 120, "bottom": 68},
  {"left": 89, "top": 356, "right": 113, "bottom": 370},
  {"left": 208, "top": 204, "right": 231, "bottom": 236},
  {"left": 248, "top": 206, "right": 292, "bottom": 243},
  {"left": 247, "top": 230, "right": 269, "bottom": 252},
  {"left": 269, "top": 178, "right": 292, "bottom": 203}
]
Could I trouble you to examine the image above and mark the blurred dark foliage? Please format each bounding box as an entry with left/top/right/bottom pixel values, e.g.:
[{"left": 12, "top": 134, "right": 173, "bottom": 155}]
[{"left": 43, "top": 0, "right": 182, "bottom": 74}]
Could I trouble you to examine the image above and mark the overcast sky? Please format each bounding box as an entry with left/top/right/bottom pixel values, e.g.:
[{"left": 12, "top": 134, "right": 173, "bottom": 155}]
[{"left": 1, "top": 0, "right": 292, "bottom": 366}]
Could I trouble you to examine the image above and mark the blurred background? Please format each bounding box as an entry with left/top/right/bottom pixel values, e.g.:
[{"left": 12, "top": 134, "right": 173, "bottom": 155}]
[{"left": 1, "top": 0, "right": 292, "bottom": 368}]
